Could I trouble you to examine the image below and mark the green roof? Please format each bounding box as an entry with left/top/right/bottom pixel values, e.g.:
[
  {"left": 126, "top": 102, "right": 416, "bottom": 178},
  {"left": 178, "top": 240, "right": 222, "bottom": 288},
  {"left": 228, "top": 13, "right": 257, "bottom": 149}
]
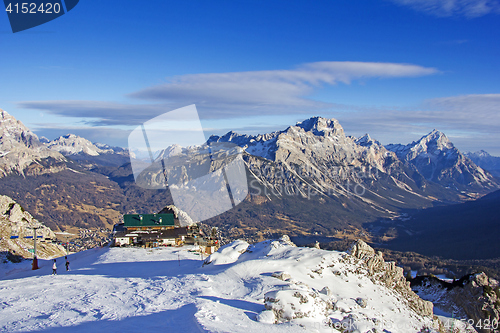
[{"left": 123, "top": 214, "right": 175, "bottom": 227}]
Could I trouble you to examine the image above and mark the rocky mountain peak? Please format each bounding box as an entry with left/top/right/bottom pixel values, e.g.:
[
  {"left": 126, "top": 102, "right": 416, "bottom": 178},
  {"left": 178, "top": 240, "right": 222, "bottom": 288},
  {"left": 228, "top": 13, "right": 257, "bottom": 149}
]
[
  {"left": 385, "top": 129, "right": 497, "bottom": 189},
  {"left": 215, "top": 131, "right": 253, "bottom": 146},
  {"left": 347, "top": 239, "right": 434, "bottom": 317},
  {"left": 0, "top": 109, "right": 41, "bottom": 150},
  {"left": 355, "top": 133, "right": 381, "bottom": 147},
  {"left": 386, "top": 129, "right": 454, "bottom": 160},
  {"left": 295, "top": 116, "right": 345, "bottom": 137},
  {"left": 414, "top": 129, "right": 453, "bottom": 153}
]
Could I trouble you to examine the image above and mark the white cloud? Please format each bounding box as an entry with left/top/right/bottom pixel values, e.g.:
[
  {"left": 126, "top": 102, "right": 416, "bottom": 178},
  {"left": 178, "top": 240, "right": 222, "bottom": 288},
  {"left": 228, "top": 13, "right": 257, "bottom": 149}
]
[{"left": 390, "top": 0, "right": 500, "bottom": 17}]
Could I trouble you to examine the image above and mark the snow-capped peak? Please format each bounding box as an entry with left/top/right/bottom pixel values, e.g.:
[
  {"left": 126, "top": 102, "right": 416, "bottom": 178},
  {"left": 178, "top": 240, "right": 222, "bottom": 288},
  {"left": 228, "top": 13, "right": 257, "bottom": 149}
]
[
  {"left": 403, "top": 130, "right": 453, "bottom": 159},
  {"left": 386, "top": 129, "right": 453, "bottom": 160},
  {"left": 0, "top": 109, "right": 41, "bottom": 149},
  {"left": 47, "top": 134, "right": 109, "bottom": 156},
  {"left": 295, "top": 116, "right": 344, "bottom": 137},
  {"left": 355, "top": 133, "right": 381, "bottom": 147}
]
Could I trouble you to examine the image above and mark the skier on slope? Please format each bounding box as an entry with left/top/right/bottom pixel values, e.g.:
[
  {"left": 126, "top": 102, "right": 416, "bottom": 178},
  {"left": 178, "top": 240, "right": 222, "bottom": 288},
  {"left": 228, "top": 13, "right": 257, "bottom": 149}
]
[
  {"left": 65, "top": 256, "right": 70, "bottom": 271},
  {"left": 52, "top": 259, "right": 57, "bottom": 275}
]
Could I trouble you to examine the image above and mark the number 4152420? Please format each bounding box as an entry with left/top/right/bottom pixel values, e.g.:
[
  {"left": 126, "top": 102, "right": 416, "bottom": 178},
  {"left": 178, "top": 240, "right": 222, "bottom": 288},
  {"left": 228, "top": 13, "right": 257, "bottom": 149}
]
[{"left": 5, "top": 2, "right": 61, "bottom": 14}]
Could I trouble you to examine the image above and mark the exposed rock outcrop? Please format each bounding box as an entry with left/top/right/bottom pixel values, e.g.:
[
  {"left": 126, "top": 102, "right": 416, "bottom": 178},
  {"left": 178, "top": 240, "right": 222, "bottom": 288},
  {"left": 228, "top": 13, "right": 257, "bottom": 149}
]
[
  {"left": 348, "top": 239, "right": 434, "bottom": 317},
  {"left": 412, "top": 273, "right": 500, "bottom": 333},
  {"left": 159, "top": 205, "right": 197, "bottom": 226},
  {"left": 279, "top": 234, "right": 296, "bottom": 247},
  {"left": 261, "top": 284, "right": 334, "bottom": 324},
  {"left": 452, "top": 272, "right": 499, "bottom": 331},
  {"left": 0, "top": 195, "right": 66, "bottom": 260}
]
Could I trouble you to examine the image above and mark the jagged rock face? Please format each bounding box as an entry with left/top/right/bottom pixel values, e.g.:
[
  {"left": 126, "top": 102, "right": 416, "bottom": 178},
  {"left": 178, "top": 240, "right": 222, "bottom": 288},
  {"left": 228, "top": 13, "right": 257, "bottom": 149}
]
[
  {"left": 0, "top": 195, "right": 66, "bottom": 260},
  {"left": 452, "top": 273, "right": 500, "bottom": 333},
  {"left": 348, "top": 239, "right": 434, "bottom": 317},
  {"left": 0, "top": 109, "right": 67, "bottom": 177},
  {"left": 412, "top": 273, "right": 500, "bottom": 333},
  {"left": 386, "top": 130, "right": 495, "bottom": 189},
  {"left": 280, "top": 234, "right": 296, "bottom": 247}
]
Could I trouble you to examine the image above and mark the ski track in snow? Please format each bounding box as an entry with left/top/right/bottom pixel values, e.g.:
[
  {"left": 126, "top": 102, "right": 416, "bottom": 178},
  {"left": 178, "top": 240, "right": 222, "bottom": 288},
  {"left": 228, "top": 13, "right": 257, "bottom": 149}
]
[{"left": 0, "top": 241, "right": 445, "bottom": 333}]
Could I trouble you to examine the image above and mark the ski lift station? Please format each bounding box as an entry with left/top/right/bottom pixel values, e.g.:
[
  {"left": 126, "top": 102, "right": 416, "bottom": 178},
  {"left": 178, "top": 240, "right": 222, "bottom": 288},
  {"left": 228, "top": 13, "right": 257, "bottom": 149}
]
[{"left": 112, "top": 213, "right": 219, "bottom": 254}]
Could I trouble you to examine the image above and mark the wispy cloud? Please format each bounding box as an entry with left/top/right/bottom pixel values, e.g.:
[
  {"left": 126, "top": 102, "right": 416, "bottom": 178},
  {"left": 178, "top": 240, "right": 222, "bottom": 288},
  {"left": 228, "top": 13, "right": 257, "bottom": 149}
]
[
  {"left": 130, "top": 61, "right": 438, "bottom": 117},
  {"left": 18, "top": 61, "right": 439, "bottom": 125},
  {"left": 17, "top": 101, "right": 171, "bottom": 126},
  {"left": 390, "top": 0, "right": 500, "bottom": 17}
]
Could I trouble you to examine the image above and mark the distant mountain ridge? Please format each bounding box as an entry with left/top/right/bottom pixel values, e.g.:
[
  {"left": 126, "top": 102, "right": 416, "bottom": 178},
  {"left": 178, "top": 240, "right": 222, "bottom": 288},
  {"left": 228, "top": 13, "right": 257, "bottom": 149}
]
[
  {"left": 465, "top": 150, "right": 500, "bottom": 178},
  {"left": 0, "top": 109, "right": 128, "bottom": 231},
  {"left": 45, "top": 133, "right": 131, "bottom": 167},
  {"left": 194, "top": 116, "right": 499, "bottom": 241},
  {"left": 47, "top": 134, "right": 114, "bottom": 156},
  {"left": 208, "top": 117, "right": 497, "bottom": 198}
]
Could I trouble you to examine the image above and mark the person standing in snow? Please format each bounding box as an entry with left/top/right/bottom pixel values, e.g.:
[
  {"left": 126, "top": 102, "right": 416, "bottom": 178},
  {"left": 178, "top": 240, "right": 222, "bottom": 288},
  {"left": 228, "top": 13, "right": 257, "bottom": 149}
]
[
  {"left": 52, "top": 259, "right": 57, "bottom": 275},
  {"left": 65, "top": 257, "right": 69, "bottom": 271}
]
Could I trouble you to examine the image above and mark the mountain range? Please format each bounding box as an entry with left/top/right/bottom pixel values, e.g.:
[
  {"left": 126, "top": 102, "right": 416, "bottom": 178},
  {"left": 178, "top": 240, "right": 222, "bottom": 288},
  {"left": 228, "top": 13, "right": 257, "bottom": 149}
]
[{"left": 0, "top": 108, "right": 498, "bottom": 259}]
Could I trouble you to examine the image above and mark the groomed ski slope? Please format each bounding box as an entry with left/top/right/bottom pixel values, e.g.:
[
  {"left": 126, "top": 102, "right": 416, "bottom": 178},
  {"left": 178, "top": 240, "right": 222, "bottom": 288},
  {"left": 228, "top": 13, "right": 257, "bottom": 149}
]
[{"left": 0, "top": 238, "right": 444, "bottom": 332}]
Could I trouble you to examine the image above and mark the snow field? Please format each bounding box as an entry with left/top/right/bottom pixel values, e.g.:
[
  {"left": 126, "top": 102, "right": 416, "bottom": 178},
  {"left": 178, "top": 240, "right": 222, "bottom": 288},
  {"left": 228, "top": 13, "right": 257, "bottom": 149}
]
[{"left": 0, "top": 239, "right": 443, "bottom": 332}]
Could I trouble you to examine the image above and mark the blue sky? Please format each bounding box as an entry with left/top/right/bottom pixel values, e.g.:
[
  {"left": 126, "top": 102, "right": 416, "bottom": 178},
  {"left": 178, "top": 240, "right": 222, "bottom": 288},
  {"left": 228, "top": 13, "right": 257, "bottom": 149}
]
[{"left": 1, "top": 0, "right": 499, "bottom": 154}]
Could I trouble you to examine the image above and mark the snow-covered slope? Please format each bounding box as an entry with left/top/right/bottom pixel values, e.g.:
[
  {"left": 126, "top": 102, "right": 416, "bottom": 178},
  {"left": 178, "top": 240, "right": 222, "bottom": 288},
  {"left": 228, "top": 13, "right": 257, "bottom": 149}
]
[{"left": 0, "top": 238, "right": 462, "bottom": 332}]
